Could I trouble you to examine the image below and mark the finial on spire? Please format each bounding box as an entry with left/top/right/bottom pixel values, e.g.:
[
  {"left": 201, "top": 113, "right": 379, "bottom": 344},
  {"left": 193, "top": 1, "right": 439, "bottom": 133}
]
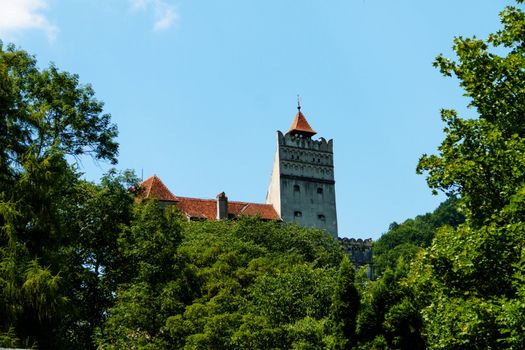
[{"left": 297, "top": 94, "right": 301, "bottom": 111}]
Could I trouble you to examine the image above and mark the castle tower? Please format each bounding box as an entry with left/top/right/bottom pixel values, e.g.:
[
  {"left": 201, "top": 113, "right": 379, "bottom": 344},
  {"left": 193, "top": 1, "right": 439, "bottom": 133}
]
[{"left": 266, "top": 105, "right": 338, "bottom": 237}]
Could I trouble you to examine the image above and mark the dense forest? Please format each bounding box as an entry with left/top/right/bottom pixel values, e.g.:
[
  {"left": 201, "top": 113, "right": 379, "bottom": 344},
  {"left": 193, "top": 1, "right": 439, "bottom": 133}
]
[{"left": 1, "top": 1, "right": 525, "bottom": 349}]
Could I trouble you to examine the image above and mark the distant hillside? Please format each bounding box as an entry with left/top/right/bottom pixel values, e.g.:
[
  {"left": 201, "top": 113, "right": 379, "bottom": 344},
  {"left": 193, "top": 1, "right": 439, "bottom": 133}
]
[{"left": 373, "top": 197, "right": 464, "bottom": 274}]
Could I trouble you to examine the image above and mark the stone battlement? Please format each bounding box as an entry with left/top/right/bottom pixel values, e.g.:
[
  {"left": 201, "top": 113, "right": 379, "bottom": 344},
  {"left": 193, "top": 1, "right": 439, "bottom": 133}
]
[
  {"left": 277, "top": 131, "right": 333, "bottom": 152},
  {"left": 339, "top": 237, "right": 373, "bottom": 248},
  {"left": 339, "top": 237, "right": 374, "bottom": 279}
]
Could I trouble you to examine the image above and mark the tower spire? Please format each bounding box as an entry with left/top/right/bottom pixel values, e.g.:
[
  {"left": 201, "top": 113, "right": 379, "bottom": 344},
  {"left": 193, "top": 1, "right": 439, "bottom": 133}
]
[{"left": 288, "top": 97, "right": 316, "bottom": 138}]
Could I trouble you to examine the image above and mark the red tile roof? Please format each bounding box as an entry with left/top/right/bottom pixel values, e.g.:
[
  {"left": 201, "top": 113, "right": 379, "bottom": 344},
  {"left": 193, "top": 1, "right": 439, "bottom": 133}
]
[
  {"left": 176, "top": 197, "right": 280, "bottom": 221},
  {"left": 228, "top": 200, "right": 280, "bottom": 220},
  {"left": 140, "top": 175, "right": 177, "bottom": 202},
  {"left": 288, "top": 110, "right": 316, "bottom": 136},
  {"left": 139, "top": 176, "right": 280, "bottom": 221},
  {"left": 175, "top": 197, "right": 216, "bottom": 219}
]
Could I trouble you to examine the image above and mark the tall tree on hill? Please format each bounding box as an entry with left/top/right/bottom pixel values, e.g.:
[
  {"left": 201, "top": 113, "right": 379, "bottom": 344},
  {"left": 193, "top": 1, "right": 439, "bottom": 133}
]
[
  {"left": 417, "top": 1, "right": 525, "bottom": 225},
  {"left": 63, "top": 171, "right": 137, "bottom": 348},
  {"left": 0, "top": 42, "right": 120, "bottom": 348},
  {"left": 415, "top": 1, "right": 525, "bottom": 347}
]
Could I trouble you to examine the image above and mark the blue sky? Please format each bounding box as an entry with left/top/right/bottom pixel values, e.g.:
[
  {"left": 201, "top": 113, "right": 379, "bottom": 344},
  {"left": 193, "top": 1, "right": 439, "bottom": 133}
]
[{"left": 0, "top": 0, "right": 517, "bottom": 239}]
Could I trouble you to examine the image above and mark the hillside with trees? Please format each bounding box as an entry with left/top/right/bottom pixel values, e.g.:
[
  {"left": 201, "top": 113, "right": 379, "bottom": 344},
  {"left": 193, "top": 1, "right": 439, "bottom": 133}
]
[
  {"left": 1, "top": 0, "right": 525, "bottom": 348},
  {"left": 373, "top": 197, "right": 464, "bottom": 275}
]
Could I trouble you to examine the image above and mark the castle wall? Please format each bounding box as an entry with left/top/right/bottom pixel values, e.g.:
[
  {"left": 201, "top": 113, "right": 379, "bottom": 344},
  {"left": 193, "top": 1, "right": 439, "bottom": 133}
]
[
  {"left": 339, "top": 237, "right": 374, "bottom": 279},
  {"left": 339, "top": 238, "right": 373, "bottom": 266}
]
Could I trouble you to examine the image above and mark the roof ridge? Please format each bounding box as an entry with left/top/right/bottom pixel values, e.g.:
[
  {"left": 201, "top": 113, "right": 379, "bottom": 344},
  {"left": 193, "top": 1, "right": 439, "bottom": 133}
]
[
  {"left": 177, "top": 197, "right": 273, "bottom": 206},
  {"left": 228, "top": 200, "right": 272, "bottom": 205},
  {"left": 177, "top": 196, "right": 215, "bottom": 202}
]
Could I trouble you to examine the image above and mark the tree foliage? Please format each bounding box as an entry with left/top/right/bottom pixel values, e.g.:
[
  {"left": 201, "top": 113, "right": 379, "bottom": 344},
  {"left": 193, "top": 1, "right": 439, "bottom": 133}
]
[
  {"left": 412, "top": 1, "right": 525, "bottom": 348},
  {"left": 417, "top": 2, "right": 525, "bottom": 225},
  {"left": 373, "top": 197, "right": 464, "bottom": 274},
  {"left": 329, "top": 255, "right": 360, "bottom": 349},
  {"left": 99, "top": 216, "right": 344, "bottom": 349},
  {"left": 356, "top": 260, "right": 424, "bottom": 350},
  {"left": 0, "top": 41, "right": 118, "bottom": 173},
  {"left": 0, "top": 42, "right": 124, "bottom": 349}
]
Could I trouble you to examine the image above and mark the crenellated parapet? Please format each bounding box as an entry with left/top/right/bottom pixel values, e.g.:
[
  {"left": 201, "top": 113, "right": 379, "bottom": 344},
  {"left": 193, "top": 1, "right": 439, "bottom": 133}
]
[
  {"left": 277, "top": 131, "right": 335, "bottom": 182},
  {"left": 339, "top": 237, "right": 373, "bottom": 248},
  {"left": 339, "top": 237, "right": 374, "bottom": 279},
  {"left": 277, "top": 131, "right": 333, "bottom": 152}
]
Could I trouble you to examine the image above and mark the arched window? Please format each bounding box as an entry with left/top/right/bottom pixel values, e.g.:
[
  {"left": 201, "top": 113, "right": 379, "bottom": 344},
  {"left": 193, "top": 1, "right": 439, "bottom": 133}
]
[
  {"left": 317, "top": 187, "right": 323, "bottom": 194},
  {"left": 294, "top": 184, "right": 300, "bottom": 192},
  {"left": 317, "top": 214, "right": 326, "bottom": 221},
  {"left": 294, "top": 211, "right": 302, "bottom": 217}
]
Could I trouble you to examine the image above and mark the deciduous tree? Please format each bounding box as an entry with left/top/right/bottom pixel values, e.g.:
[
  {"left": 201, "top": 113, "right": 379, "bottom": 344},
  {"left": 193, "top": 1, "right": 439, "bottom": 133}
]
[
  {"left": 0, "top": 42, "right": 119, "bottom": 348},
  {"left": 414, "top": 1, "right": 525, "bottom": 348}
]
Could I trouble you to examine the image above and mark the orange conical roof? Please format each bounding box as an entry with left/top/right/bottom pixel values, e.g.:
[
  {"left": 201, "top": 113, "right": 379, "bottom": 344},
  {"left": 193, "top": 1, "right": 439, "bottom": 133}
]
[
  {"left": 140, "top": 175, "right": 177, "bottom": 201},
  {"left": 288, "top": 110, "right": 316, "bottom": 137}
]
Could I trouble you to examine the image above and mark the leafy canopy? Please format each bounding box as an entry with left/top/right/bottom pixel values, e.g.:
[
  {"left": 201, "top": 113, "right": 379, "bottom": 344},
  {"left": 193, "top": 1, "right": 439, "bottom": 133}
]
[{"left": 413, "top": 1, "right": 525, "bottom": 348}]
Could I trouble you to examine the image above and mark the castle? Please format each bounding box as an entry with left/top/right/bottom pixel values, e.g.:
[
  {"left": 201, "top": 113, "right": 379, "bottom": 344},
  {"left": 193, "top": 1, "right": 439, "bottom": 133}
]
[{"left": 140, "top": 105, "right": 373, "bottom": 273}]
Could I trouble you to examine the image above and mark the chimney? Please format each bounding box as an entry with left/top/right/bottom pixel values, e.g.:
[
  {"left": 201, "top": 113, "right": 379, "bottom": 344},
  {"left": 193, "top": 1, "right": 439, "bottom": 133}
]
[{"left": 216, "top": 192, "right": 228, "bottom": 220}]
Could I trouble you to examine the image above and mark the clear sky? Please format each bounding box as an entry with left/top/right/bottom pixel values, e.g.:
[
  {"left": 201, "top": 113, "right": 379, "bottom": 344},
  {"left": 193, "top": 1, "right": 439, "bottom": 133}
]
[{"left": 0, "top": 0, "right": 517, "bottom": 239}]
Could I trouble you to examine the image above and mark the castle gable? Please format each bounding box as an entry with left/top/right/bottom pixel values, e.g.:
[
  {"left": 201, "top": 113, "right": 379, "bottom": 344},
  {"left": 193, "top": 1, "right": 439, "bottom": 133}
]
[{"left": 141, "top": 175, "right": 177, "bottom": 202}]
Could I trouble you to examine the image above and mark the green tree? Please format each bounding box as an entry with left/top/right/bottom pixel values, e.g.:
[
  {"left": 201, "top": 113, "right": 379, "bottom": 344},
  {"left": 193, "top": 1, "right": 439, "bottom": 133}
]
[
  {"left": 62, "top": 171, "right": 137, "bottom": 348},
  {"left": 0, "top": 42, "right": 118, "bottom": 175},
  {"left": 99, "top": 200, "right": 188, "bottom": 349},
  {"left": 0, "top": 42, "right": 119, "bottom": 348},
  {"left": 98, "top": 217, "right": 344, "bottom": 349},
  {"left": 414, "top": 1, "right": 525, "bottom": 348},
  {"left": 330, "top": 255, "right": 360, "bottom": 350},
  {"left": 373, "top": 197, "right": 464, "bottom": 274},
  {"left": 356, "top": 260, "right": 424, "bottom": 350},
  {"left": 417, "top": 1, "right": 525, "bottom": 225}
]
